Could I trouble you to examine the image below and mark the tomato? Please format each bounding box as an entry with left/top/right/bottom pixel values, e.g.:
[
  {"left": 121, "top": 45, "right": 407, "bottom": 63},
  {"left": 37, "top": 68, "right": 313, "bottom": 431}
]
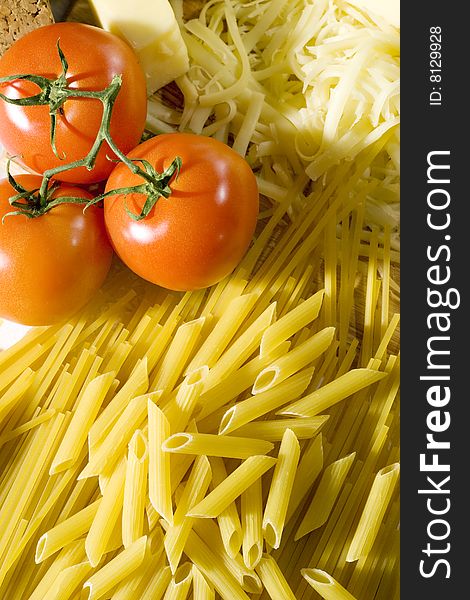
[
  {"left": 0, "top": 175, "right": 113, "bottom": 326},
  {"left": 0, "top": 23, "right": 147, "bottom": 184},
  {"left": 104, "top": 133, "right": 259, "bottom": 291}
]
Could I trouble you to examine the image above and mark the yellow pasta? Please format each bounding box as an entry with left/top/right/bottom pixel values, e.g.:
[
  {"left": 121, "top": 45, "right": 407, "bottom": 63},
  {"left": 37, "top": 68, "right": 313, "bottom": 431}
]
[
  {"left": 162, "top": 562, "right": 193, "bottom": 600},
  {"left": 188, "top": 455, "right": 277, "bottom": 518},
  {"left": 231, "top": 416, "right": 328, "bottom": 443},
  {"left": 262, "top": 429, "right": 300, "bottom": 549},
  {"left": 209, "top": 456, "right": 243, "bottom": 559},
  {"left": 346, "top": 463, "right": 400, "bottom": 562},
  {"left": 260, "top": 289, "right": 325, "bottom": 356},
  {"left": 218, "top": 366, "right": 314, "bottom": 435},
  {"left": 256, "top": 554, "right": 297, "bottom": 600},
  {"left": 163, "top": 432, "right": 274, "bottom": 459},
  {"left": 186, "top": 293, "right": 259, "bottom": 373},
  {"left": 148, "top": 399, "right": 173, "bottom": 525},
  {"left": 164, "top": 456, "right": 212, "bottom": 573},
  {"left": 252, "top": 326, "right": 335, "bottom": 393},
  {"left": 48, "top": 561, "right": 93, "bottom": 600},
  {"left": 295, "top": 453, "right": 356, "bottom": 540},
  {"left": 151, "top": 316, "right": 206, "bottom": 392},
  {"left": 80, "top": 393, "right": 148, "bottom": 479},
  {"left": 0, "top": 367, "right": 35, "bottom": 423},
  {"left": 122, "top": 429, "right": 148, "bottom": 548},
  {"left": 193, "top": 565, "right": 215, "bottom": 600},
  {"left": 279, "top": 368, "right": 388, "bottom": 417},
  {"left": 241, "top": 477, "right": 263, "bottom": 569},
  {"left": 35, "top": 499, "right": 100, "bottom": 563},
  {"left": 85, "top": 458, "right": 126, "bottom": 567},
  {"left": 83, "top": 535, "right": 147, "bottom": 599},
  {"left": 139, "top": 564, "right": 172, "bottom": 600},
  {"left": 50, "top": 371, "right": 116, "bottom": 475},
  {"left": 163, "top": 367, "right": 207, "bottom": 433},
  {"left": 302, "top": 568, "right": 358, "bottom": 600}
]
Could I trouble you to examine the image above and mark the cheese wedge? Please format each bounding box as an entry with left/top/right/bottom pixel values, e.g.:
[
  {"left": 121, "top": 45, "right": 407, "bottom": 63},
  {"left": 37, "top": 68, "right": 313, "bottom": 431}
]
[{"left": 89, "top": 0, "right": 189, "bottom": 94}]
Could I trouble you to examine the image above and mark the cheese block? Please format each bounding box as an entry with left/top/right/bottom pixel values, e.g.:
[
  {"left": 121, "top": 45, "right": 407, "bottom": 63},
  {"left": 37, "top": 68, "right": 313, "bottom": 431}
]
[
  {"left": 347, "top": 0, "right": 399, "bottom": 28},
  {"left": 89, "top": 0, "right": 189, "bottom": 94}
]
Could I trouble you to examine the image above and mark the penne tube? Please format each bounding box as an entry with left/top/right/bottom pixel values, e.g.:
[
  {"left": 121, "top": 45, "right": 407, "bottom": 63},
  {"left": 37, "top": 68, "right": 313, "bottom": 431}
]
[
  {"left": 253, "top": 326, "right": 335, "bottom": 393},
  {"left": 163, "top": 366, "right": 208, "bottom": 428},
  {"left": 140, "top": 564, "right": 172, "bottom": 600},
  {"left": 164, "top": 456, "right": 212, "bottom": 573},
  {"left": 260, "top": 288, "right": 325, "bottom": 356},
  {"left": 192, "top": 517, "right": 262, "bottom": 595},
  {"left": 85, "top": 458, "right": 126, "bottom": 567},
  {"left": 50, "top": 371, "right": 116, "bottom": 475},
  {"left": 286, "top": 433, "right": 324, "bottom": 523},
  {"left": 192, "top": 565, "right": 215, "bottom": 600},
  {"left": 241, "top": 477, "right": 263, "bottom": 569},
  {"left": 88, "top": 357, "right": 149, "bottom": 449},
  {"left": 47, "top": 561, "right": 93, "bottom": 600},
  {"left": 256, "top": 554, "right": 297, "bottom": 600},
  {"left": 80, "top": 393, "right": 150, "bottom": 479},
  {"left": 218, "top": 366, "right": 314, "bottom": 435},
  {"left": 187, "top": 455, "right": 277, "bottom": 518},
  {"left": 35, "top": 499, "right": 101, "bottom": 563},
  {"left": 278, "top": 368, "right": 388, "bottom": 417},
  {"left": 151, "top": 316, "right": 206, "bottom": 392},
  {"left": 83, "top": 536, "right": 147, "bottom": 600},
  {"left": 195, "top": 341, "right": 291, "bottom": 422},
  {"left": 186, "top": 293, "right": 259, "bottom": 373},
  {"left": 202, "top": 303, "right": 277, "bottom": 391},
  {"left": 162, "top": 562, "right": 193, "bottom": 600},
  {"left": 0, "top": 408, "right": 56, "bottom": 448},
  {"left": 301, "top": 568, "right": 358, "bottom": 600},
  {"left": 210, "top": 456, "right": 242, "bottom": 559},
  {"left": 184, "top": 529, "right": 251, "bottom": 600},
  {"left": 231, "top": 416, "right": 329, "bottom": 442},
  {"left": 295, "top": 452, "right": 356, "bottom": 540},
  {"left": 162, "top": 432, "right": 274, "bottom": 459},
  {"left": 262, "top": 429, "right": 300, "bottom": 549},
  {"left": 148, "top": 399, "right": 173, "bottom": 525},
  {"left": 346, "top": 463, "right": 400, "bottom": 562},
  {"left": 0, "top": 367, "right": 35, "bottom": 423},
  {"left": 122, "top": 430, "right": 148, "bottom": 548}
]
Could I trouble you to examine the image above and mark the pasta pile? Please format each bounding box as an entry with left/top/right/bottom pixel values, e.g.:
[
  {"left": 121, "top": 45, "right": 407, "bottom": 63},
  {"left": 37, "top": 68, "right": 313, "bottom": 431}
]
[{"left": 0, "top": 0, "right": 400, "bottom": 598}]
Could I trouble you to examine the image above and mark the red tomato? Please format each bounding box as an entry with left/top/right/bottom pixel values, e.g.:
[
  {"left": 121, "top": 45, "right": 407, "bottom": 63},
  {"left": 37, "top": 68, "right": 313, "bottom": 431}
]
[
  {"left": 0, "top": 23, "right": 147, "bottom": 184},
  {"left": 0, "top": 175, "right": 113, "bottom": 326},
  {"left": 104, "top": 133, "right": 259, "bottom": 291}
]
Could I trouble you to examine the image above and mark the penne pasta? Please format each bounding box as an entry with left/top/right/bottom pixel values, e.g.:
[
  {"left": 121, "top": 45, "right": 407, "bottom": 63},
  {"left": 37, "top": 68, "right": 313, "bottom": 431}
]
[
  {"left": 186, "top": 293, "right": 259, "bottom": 373},
  {"left": 230, "top": 416, "right": 328, "bottom": 443},
  {"left": 122, "top": 430, "right": 148, "bottom": 548},
  {"left": 85, "top": 458, "right": 126, "bottom": 567},
  {"left": 148, "top": 399, "right": 173, "bottom": 525},
  {"left": 48, "top": 561, "right": 93, "bottom": 600},
  {"left": 252, "top": 326, "right": 335, "bottom": 393},
  {"left": 163, "top": 367, "right": 208, "bottom": 434},
  {"left": 256, "top": 554, "right": 297, "bottom": 600},
  {"left": 83, "top": 536, "right": 147, "bottom": 600},
  {"left": 301, "top": 568, "right": 358, "bottom": 600},
  {"left": 164, "top": 456, "right": 212, "bottom": 573},
  {"left": 50, "top": 371, "right": 116, "bottom": 475},
  {"left": 278, "top": 368, "right": 388, "bottom": 417},
  {"left": 162, "top": 562, "right": 193, "bottom": 600},
  {"left": 140, "top": 564, "right": 172, "bottom": 600},
  {"left": 218, "top": 366, "right": 314, "bottom": 435},
  {"left": 210, "top": 456, "right": 243, "bottom": 559},
  {"left": 35, "top": 499, "right": 101, "bottom": 563},
  {"left": 346, "top": 463, "right": 400, "bottom": 562},
  {"left": 187, "top": 455, "right": 277, "bottom": 518},
  {"left": 286, "top": 432, "right": 324, "bottom": 523},
  {"left": 192, "top": 565, "right": 215, "bottom": 600},
  {"left": 260, "top": 289, "right": 325, "bottom": 356},
  {"left": 241, "top": 477, "right": 263, "bottom": 570},
  {"left": 262, "top": 429, "right": 300, "bottom": 549},
  {"left": 295, "top": 452, "right": 356, "bottom": 540},
  {"left": 162, "top": 432, "right": 274, "bottom": 459}
]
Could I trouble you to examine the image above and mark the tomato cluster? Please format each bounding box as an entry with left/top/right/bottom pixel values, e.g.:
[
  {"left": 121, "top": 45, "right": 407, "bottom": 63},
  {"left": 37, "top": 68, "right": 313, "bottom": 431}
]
[{"left": 0, "top": 23, "right": 259, "bottom": 326}]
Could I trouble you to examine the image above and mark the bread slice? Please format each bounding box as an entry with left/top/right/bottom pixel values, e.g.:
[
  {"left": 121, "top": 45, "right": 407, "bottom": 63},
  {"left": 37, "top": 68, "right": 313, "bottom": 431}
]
[{"left": 0, "top": 0, "right": 54, "bottom": 56}]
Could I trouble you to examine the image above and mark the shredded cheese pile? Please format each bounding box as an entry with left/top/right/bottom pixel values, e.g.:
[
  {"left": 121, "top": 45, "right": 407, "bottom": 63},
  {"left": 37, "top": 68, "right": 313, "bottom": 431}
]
[{"left": 148, "top": 0, "right": 400, "bottom": 246}]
